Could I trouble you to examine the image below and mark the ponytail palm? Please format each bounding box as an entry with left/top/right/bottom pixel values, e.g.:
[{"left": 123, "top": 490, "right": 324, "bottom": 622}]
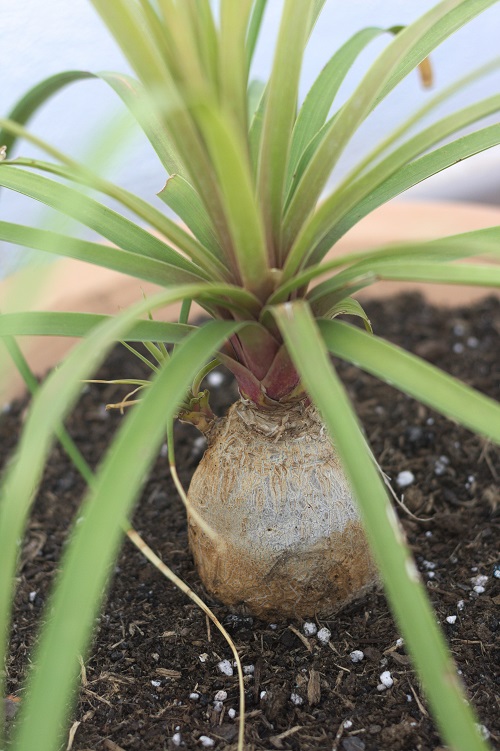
[{"left": 1, "top": 2, "right": 500, "bottom": 750}]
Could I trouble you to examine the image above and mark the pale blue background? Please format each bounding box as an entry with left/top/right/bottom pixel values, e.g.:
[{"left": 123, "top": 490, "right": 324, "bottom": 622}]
[{"left": 1, "top": 0, "right": 500, "bottom": 278}]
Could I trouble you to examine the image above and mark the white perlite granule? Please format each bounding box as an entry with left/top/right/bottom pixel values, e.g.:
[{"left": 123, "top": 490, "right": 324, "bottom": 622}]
[
  {"left": 199, "top": 736, "right": 215, "bottom": 748},
  {"left": 350, "top": 650, "right": 364, "bottom": 663},
  {"left": 446, "top": 615, "right": 457, "bottom": 625},
  {"left": 290, "top": 692, "right": 304, "bottom": 706},
  {"left": 396, "top": 470, "right": 414, "bottom": 488},
  {"left": 206, "top": 370, "right": 224, "bottom": 387},
  {"left": 217, "top": 659, "right": 234, "bottom": 676},
  {"left": 471, "top": 574, "right": 488, "bottom": 594},
  {"left": 214, "top": 690, "right": 227, "bottom": 702},
  {"left": 378, "top": 671, "right": 394, "bottom": 689},
  {"left": 303, "top": 621, "right": 318, "bottom": 636},
  {"left": 317, "top": 627, "right": 331, "bottom": 645}
]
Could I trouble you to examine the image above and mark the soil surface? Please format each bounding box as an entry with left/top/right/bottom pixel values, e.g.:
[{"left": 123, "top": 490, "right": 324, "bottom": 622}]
[{"left": 2, "top": 293, "right": 499, "bottom": 751}]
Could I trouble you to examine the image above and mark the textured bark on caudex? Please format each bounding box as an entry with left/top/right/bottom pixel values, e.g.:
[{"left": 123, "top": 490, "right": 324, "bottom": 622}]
[{"left": 186, "top": 376, "right": 377, "bottom": 618}]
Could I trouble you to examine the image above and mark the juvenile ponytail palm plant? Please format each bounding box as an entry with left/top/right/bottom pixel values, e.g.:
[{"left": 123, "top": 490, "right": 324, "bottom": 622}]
[{"left": 1, "top": 1, "right": 500, "bottom": 750}]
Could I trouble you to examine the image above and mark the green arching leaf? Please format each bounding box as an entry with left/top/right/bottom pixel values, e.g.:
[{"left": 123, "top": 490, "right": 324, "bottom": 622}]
[
  {"left": 0, "top": 139, "right": 226, "bottom": 280},
  {"left": 285, "top": 121, "right": 500, "bottom": 280},
  {"left": 92, "top": 5, "right": 235, "bottom": 253},
  {"left": 284, "top": 112, "right": 340, "bottom": 209},
  {"left": 272, "top": 301, "right": 489, "bottom": 751},
  {"left": 270, "top": 230, "right": 500, "bottom": 304},
  {"left": 0, "top": 223, "right": 260, "bottom": 317},
  {"left": 281, "top": 0, "right": 499, "bottom": 258},
  {"left": 96, "top": 71, "right": 184, "bottom": 175},
  {"left": 247, "top": 0, "right": 332, "bottom": 182},
  {"left": 340, "top": 56, "right": 500, "bottom": 187},
  {"left": 319, "top": 318, "right": 500, "bottom": 444},
  {"left": 247, "top": 79, "right": 266, "bottom": 125},
  {"left": 246, "top": 0, "right": 268, "bottom": 73},
  {"left": 248, "top": 83, "right": 267, "bottom": 178},
  {"left": 0, "top": 69, "right": 182, "bottom": 177},
  {"left": 0, "top": 71, "right": 94, "bottom": 154},
  {"left": 219, "top": 0, "right": 254, "bottom": 134},
  {"left": 7, "top": 320, "right": 242, "bottom": 751},
  {"left": 0, "top": 285, "right": 245, "bottom": 710},
  {"left": 185, "top": 0, "right": 219, "bottom": 92},
  {"left": 364, "top": 260, "right": 500, "bottom": 287},
  {"left": 0, "top": 166, "right": 205, "bottom": 275},
  {"left": 0, "top": 312, "right": 194, "bottom": 343},
  {"left": 157, "top": 174, "right": 223, "bottom": 261},
  {"left": 377, "top": 0, "right": 499, "bottom": 106},
  {"left": 192, "top": 103, "right": 269, "bottom": 294},
  {"left": 300, "top": 94, "right": 500, "bottom": 270},
  {"left": 308, "top": 261, "right": 500, "bottom": 313},
  {"left": 257, "top": 0, "right": 316, "bottom": 262},
  {"left": 90, "top": 1, "right": 172, "bottom": 102},
  {"left": 319, "top": 297, "right": 373, "bottom": 333},
  {"left": 0, "top": 288, "right": 210, "bottom": 742},
  {"left": 0, "top": 221, "right": 205, "bottom": 287},
  {"left": 285, "top": 27, "right": 389, "bottom": 197}
]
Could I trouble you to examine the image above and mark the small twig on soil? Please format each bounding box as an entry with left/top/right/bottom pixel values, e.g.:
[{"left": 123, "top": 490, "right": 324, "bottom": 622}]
[
  {"left": 408, "top": 681, "right": 429, "bottom": 717},
  {"left": 363, "top": 433, "right": 433, "bottom": 522},
  {"left": 479, "top": 439, "right": 498, "bottom": 480},
  {"left": 270, "top": 725, "right": 303, "bottom": 748},
  {"left": 103, "top": 740, "right": 126, "bottom": 751},
  {"left": 287, "top": 625, "right": 313, "bottom": 652},
  {"left": 65, "top": 720, "right": 80, "bottom": 751},
  {"left": 82, "top": 688, "right": 112, "bottom": 708},
  {"left": 331, "top": 718, "right": 349, "bottom": 751},
  {"left": 78, "top": 656, "right": 87, "bottom": 687},
  {"left": 125, "top": 527, "right": 245, "bottom": 751},
  {"left": 206, "top": 613, "right": 212, "bottom": 643}
]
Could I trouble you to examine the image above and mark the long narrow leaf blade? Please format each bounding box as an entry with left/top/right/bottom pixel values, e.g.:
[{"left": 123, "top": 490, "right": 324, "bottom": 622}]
[
  {"left": 273, "top": 301, "right": 489, "bottom": 751},
  {"left": 157, "top": 174, "right": 222, "bottom": 260},
  {"left": 300, "top": 96, "right": 500, "bottom": 269},
  {"left": 308, "top": 260, "right": 500, "bottom": 311},
  {"left": 257, "top": 0, "right": 315, "bottom": 260},
  {"left": 0, "top": 72, "right": 94, "bottom": 153},
  {"left": 193, "top": 104, "right": 269, "bottom": 293},
  {"left": 285, "top": 27, "right": 389, "bottom": 197},
  {"left": 319, "top": 319, "right": 500, "bottom": 443},
  {"left": 285, "top": 122, "right": 500, "bottom": 278},
  {"left": 0, "top": 166, "right": 203, "bottom": 274},
  {"left": 0, "top": 312, "right": 193, "bottom": 343},
  {"left": 270, "top": 230, "right": 500, "bottom": 304},
  {"left": 0, "top": 221, "right": 206, "bottom": 286},
  {"left": 0, "top": 284, "right": 247, "bottom": 742},
  {"left": 282, "top": 0, "right": 498, "bottom": 256},
  {"left": 9, "top": 320, "right": 241, "bottom": 751}
]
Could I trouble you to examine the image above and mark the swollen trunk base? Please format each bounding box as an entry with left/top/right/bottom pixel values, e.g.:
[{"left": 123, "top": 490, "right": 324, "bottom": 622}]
[{"left": 188, "top": 401, "right": 377, "bottom": 619}]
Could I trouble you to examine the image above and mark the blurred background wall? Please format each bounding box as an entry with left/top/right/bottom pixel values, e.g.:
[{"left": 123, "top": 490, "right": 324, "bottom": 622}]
[{"left": 1, "top": 0, "right": 499, "bottom": 277}]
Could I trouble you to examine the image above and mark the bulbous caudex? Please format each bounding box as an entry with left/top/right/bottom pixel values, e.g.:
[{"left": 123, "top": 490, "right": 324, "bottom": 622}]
[{"left": 187, "top": 400, "right": 378, "bottom": 619}]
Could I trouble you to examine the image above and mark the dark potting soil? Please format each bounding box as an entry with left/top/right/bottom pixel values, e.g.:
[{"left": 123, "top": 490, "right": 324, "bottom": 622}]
[{"left": 2, "top": 292, "right": 499, "bottom": 751}]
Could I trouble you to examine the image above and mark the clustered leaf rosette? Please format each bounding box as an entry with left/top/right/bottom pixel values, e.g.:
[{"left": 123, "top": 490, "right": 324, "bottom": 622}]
[{"left": 1, "top": 3, "right": 500, "bottom": 751}]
